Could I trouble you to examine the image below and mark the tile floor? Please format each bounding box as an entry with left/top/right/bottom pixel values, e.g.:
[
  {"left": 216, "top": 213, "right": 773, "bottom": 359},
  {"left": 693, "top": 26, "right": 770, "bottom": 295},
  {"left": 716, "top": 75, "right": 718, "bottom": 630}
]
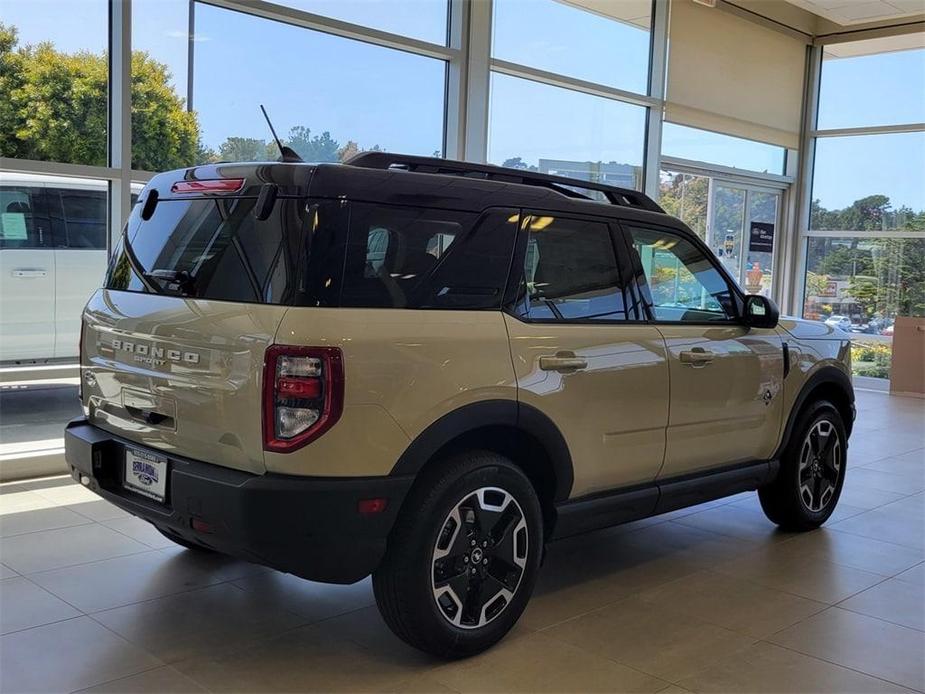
[{"left": 1, "top": 388, "right": 923, "bottom": 693}]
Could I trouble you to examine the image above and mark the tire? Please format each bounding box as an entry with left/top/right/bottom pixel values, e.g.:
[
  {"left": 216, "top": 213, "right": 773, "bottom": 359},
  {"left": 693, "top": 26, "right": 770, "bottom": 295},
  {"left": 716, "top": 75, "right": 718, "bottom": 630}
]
[
  {"left": 156, "top": 527, "right": 216, "bottom": 552},
  {"left": 373, "top": 451, "right": 544, "bottom": 659},
  {"left": 759, "top": 400, "right": 847, "bottom": 531}
]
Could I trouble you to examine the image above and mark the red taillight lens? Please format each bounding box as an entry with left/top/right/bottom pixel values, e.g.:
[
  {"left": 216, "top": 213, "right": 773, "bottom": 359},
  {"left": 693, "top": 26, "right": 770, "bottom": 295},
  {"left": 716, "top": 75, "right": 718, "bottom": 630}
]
[
  {"left": 170, "top": 179, "right": 245, "bottom": 194},
  {"left": 262, "top": 345, "right": 344, "bottom": 452}
]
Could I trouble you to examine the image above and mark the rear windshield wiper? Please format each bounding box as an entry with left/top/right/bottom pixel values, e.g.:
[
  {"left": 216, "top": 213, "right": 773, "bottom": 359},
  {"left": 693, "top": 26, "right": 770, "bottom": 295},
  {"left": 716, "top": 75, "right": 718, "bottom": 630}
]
[{"left": 143, "top": 269, "right": 197, "bottom": 296}]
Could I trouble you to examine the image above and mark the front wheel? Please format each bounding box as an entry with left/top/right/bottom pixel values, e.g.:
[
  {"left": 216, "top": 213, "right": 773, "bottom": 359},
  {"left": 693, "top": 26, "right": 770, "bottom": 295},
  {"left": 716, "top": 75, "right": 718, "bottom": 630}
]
[
  {"left": 373, "top": 451, "right": 543, "bottom": 658},
  {"left": 759, "top": 400, "right": 847, "bottom": 531}
]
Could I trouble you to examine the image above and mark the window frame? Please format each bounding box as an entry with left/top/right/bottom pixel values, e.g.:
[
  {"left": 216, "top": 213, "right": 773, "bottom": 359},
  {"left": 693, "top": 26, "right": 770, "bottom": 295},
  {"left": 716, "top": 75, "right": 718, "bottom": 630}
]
[
  {"left": 617, "top": 220, "right": 746, "bottom": 326},
  {"left": 503, "top": 209, "right": 646, "bottom": 325}
]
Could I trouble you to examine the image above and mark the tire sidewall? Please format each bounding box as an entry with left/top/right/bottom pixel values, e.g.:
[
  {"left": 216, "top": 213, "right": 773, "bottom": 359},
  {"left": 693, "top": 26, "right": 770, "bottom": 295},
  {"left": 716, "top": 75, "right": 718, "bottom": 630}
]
[{"left": 784, "top": 401, "right": 847, "bottom": 525}]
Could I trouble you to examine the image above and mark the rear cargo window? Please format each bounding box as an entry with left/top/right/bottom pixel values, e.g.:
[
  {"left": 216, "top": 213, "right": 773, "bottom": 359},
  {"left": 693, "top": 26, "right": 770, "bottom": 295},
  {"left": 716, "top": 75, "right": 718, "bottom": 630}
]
[
  {"left": 340, "top": 205, "right": 518, "bottom": 309},
  {"left": 106, "top": 196, "right": 325, "bottom": 305}
]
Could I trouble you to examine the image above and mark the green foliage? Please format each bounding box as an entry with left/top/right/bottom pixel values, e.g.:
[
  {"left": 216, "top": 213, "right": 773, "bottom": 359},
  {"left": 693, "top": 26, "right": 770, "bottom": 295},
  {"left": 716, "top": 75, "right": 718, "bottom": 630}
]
[
  {"left": 213, "top": 126, "right": 383, "bottom": 164},
  {"left": 0, "top": 22, "right": 200, "bottom": 170}
]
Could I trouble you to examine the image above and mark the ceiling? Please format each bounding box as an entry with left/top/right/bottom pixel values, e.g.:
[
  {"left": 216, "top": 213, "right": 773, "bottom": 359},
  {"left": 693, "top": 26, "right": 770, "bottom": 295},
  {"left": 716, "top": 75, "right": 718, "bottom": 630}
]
[{"left": 784, "top": 0, "right": 925, "bottom": 26}]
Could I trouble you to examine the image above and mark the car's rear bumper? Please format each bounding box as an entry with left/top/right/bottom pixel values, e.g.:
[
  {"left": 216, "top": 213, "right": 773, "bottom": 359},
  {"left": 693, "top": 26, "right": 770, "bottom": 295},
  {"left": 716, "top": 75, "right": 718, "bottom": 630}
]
[{"left": 64, "top": 418, "right": 413, "bottom": 583}]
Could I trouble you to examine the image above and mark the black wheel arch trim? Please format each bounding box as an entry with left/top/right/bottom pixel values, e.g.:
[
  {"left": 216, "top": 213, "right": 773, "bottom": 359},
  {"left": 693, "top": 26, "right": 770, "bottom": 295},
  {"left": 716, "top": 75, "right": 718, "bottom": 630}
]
[
  {"left": 390, "top": 399, "right": 574, "bottom": 501},
  {"left": 775, "top": 365, "right": 855, "bottom": 460}
]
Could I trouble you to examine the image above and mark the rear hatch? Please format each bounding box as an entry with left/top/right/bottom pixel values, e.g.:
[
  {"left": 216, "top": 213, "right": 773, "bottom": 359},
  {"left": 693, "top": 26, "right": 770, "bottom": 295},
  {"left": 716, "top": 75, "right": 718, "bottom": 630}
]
[{"left": 81, "top": 163, "right": 319, "bottom": 474}]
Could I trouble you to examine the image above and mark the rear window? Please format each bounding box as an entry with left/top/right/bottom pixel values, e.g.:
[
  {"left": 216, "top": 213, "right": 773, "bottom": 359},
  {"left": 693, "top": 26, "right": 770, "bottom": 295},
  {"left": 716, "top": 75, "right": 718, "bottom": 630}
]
[{"left": 106, "top": 196, "right": 517, "bottom": 310}]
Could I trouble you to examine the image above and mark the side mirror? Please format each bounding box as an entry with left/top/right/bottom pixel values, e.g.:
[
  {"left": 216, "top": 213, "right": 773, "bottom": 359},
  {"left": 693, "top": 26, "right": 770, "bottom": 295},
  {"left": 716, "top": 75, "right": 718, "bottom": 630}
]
[{"left": 744, "top": 294, "right": 779, "bottom": 329}]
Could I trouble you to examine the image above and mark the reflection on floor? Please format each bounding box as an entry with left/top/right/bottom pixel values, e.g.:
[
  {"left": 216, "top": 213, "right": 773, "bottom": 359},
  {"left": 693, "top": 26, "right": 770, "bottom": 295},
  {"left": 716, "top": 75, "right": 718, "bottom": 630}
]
[{"left": 1, "top": 389, "right": 923, "bottom": 693}]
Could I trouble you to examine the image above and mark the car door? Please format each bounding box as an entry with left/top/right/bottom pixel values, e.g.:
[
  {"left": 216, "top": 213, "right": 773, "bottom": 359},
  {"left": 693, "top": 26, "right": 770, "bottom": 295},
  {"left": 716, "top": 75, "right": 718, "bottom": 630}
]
[
  {"left": 48, "top": 184, "right": 109, "bottom": 359},
  {"left": 0, "top": 182, "right": 56, "bottom": 362},
  {"left": 622, "top": 223, "right": 784, "bottom": 478},
  {"left": 504, "top": 212, "right": 669, "bottom": 499}
]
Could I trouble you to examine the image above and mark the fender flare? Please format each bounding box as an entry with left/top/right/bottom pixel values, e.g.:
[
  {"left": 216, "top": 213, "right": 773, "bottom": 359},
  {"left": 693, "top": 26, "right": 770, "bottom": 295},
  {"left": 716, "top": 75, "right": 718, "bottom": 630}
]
[
  {"left": 775, "top": 365, "right": 855, "bottom": 459},
  {"left": 390, "top": 399, "right": 574, "bottom": 501}
]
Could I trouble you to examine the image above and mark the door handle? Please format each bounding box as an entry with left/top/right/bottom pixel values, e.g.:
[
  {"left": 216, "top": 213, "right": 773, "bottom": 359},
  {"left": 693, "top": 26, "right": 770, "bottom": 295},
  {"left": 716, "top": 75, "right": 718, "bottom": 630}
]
[
  {"left": 11, "top": 269, "right": 48, "bottom": 278},
  {"left": 679, "top": 348, "right": 715, "bottom": 367},
  {"left": 539, "top": 352, "right": 588, "bottom": 372}
]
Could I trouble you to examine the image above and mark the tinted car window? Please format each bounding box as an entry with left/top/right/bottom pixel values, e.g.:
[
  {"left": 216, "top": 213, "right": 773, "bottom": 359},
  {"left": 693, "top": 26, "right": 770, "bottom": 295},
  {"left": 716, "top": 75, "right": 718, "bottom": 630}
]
[
  {"left": 106, "top": 196, "right": 311, "bottom": 305},
  {"left": 626, "top": 226, "right": 735, "bottom": 322},
  {"left": 0, "top": 186, "right": 51, "bottom": 249},
  {"left": 340, "top": 205, "right": 517, "bottom": 309},
  {"left": 56, "top": 188, "right": 107, "bottom": 249},
  {"left": 513, "top": 215, "right": 633, "bottom": 322}
]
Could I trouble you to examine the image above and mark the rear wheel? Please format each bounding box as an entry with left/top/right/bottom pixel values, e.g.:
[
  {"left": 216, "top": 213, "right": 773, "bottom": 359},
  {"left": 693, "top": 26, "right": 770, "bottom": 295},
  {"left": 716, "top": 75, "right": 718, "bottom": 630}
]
[
  {"left": 759, "top": 400, "right": 846, "bottom": 530},
  {"left": 373, "top": 451, "right": 543, "bottom": 658}
]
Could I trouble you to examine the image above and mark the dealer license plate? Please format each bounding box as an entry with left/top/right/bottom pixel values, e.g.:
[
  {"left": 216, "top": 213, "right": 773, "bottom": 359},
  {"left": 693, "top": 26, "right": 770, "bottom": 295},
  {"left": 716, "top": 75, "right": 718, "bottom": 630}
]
[{"left": 123, "top": 448, "right": 168, "bottom": 502}]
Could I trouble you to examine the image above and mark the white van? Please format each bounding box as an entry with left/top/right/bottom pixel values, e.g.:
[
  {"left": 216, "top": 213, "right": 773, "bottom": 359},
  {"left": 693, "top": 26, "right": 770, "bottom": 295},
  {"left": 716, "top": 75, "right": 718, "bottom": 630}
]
[{"left": 0, "top": 173, "right": 141, "bottom": 363}]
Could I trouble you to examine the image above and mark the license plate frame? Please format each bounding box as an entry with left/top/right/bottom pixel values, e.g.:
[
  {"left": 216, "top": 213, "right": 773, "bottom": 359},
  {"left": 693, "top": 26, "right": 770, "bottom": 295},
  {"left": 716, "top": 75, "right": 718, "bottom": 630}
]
[{"left": 123, "top": 447, "right": 168, "bottom": 503}]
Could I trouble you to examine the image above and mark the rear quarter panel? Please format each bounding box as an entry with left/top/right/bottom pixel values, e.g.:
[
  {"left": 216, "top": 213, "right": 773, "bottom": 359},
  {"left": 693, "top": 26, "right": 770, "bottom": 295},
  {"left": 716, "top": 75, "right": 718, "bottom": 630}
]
[{"left": 265, "top": 308, "right": 517, "bottom": 476}]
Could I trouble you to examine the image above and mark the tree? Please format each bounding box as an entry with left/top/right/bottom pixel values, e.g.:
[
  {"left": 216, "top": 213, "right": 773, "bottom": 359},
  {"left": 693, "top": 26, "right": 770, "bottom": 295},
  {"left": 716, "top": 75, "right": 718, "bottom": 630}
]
[
  {"left": 0, "top": 22, "right": 200, "bottom": 171},
  {"left": 285, "top": 125, "right": 340, "bottom": 162},
  {"left": 218, "top": 137, "right": 270, "bottom": 162}
]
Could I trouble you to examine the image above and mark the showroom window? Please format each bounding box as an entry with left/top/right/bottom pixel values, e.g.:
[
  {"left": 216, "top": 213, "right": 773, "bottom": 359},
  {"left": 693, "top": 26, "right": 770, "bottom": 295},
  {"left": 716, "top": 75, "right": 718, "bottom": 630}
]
[
  {"left": 274, "top": 0, "right": 449, "bottom": 45},
  {"left": 189, "top": 3, "right": 447, "bottom": 165},
  {"left": 0, "top": 0, "right": 109, "bottom": 166},
  {"left": 661, "top": 123, "right": 787, "bottom": 176},
  {"left": 803, "top": 36, "right": 925, "bottom": 380}
]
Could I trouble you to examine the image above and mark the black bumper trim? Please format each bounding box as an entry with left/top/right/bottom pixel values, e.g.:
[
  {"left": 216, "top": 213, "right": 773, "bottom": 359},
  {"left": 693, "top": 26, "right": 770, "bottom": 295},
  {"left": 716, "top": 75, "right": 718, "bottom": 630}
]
[{"left": 65, "top": 418, "right": 413, "bottom": 584}]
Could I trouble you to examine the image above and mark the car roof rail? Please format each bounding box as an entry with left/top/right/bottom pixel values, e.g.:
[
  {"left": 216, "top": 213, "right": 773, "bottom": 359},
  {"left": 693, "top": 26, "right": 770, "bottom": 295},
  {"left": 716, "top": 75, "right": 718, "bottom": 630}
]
[{"left": 344, "top": 151, "right": 665, "bottom": 213}]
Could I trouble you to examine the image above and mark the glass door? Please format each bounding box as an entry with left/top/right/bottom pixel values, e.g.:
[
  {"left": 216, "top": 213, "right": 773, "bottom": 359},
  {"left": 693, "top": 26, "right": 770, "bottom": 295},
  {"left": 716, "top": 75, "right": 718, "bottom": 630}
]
[{"left": 660, "top": 170, "right": 782, "bottom": 298}]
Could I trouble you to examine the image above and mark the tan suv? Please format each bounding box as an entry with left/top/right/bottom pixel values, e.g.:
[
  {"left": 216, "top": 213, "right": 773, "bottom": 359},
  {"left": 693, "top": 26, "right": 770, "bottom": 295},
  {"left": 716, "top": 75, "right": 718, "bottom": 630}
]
[{"left": 65, "top": 153, "right": 854, "bottom": 658}]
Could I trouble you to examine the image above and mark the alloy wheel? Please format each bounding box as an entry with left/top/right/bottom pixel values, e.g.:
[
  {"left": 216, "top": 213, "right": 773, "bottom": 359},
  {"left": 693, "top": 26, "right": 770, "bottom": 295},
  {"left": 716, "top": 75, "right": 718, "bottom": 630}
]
[
  {"left": 797, "top": 419, "right": 842, "bottom": 513},
  {"left": 431, "top": 486, "right": 529, "bottom": 629}
]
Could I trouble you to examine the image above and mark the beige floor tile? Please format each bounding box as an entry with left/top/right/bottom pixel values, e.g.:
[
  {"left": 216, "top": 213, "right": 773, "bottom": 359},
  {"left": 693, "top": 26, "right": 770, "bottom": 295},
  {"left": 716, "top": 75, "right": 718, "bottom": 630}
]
[
  {"left": 838, "top": 577, "right": 925, "bottom": 631},
  {"left": 782, "top": 527, "right": 925, "bottom": 577},
  {"left": 895, "top": 562, "right": 924, "bottom": 586},
  {"left": 0, "top": 522, "right": 152, "bottom": 574},
  {"left": 837, "top": 484, "right": 906, "bottom": 510},
  {"left": 832, "top": 508, "right": 925, "bottom": 551},
  {"left": 0, "top": 576, "right": 81, "bottom": 634},
  {"left": 380, "top": 673, "right": 460, "bottom": 693},
  {"left": 0, "top": 616, "right": 162, "bottom": 693},
  {"left": 77, "top": 666, "right": 207, "bottom": 693},
  {"left": 102, "top": 515, "right": 179, "bottom": 549},
  {"left": 844, "top": 468, "right": 925, "bottom": 495},
  {"left": 29, "top": 545, "right": 265, "bottom": 612},
  {"left": 678, "top": 641, "right": 910, "bottom": 693},
  {"left": 0, "top": 563, "right": 18, "bottom": 579},
  {"left": 769, "top": 607, "right": 925, "bottom": 692},
  {"left": 544, "top": 596, "right": 757, "bottom": 682},
  {"left": 29, "top": 479, "right": 105, "bottom": 505},
  {"left": 174, "top": 622, "right": 433, "bottom": 692},
  {"left": 714, "top": 545, "right": 889, "bottom": 603},
  {"left": 861, "top": 451, "right": 925, "bottom": 477},
  {"left": 69, "top": 498, "right": 134, "bottom": 521},
  {"left": 92, "top": 582, "right": 308, "bottom": 663},
  {"left": 672, "top": 504, "right": 794, "bottom": 544},
  {"left": 0, "top": 504, "right": 93, "bottom": 537},
  {"left": 430, "top": 630, "right": 668, "bottom": 693},
  {"left": 634, "top": 570, "right": 827, "bottom": 638},
  {"left": 232, "top": 571, "right": 375, "bottom": 624},
  {"left": 0, "top": 488, "right": 57, "bottom": 513}
]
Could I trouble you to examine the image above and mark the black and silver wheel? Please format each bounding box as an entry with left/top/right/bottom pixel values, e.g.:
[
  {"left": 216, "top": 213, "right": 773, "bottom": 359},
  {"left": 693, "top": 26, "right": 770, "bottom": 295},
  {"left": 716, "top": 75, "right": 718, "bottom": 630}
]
[
  {"left": 431, "top": 487, "right": 529, "bottom": 629},
  {"left": 759, "top": 399, "right": 847, "bottom": 530},
  {"left": 373, "top": 451, "right": 543, "bottom": 658}
]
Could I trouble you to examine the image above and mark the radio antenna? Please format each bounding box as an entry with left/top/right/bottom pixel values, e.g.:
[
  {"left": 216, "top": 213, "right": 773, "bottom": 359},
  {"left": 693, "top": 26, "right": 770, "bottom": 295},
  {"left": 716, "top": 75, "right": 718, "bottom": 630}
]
[{"left": 260, "top": 104, "right": 303, "bottom": 163}]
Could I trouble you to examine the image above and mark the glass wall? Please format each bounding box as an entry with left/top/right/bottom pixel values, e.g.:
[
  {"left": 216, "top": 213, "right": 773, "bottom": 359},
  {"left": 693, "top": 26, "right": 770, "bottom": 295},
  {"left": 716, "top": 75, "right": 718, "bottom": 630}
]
[
  {"left": 804, "top": 37, "right": 925, "bottom": 380},
  {"left": 487, "top": 0, "right": 653, "bottom": 192},
  {"left": 661, "top": 123, "right": 787, "bottom": 175}
]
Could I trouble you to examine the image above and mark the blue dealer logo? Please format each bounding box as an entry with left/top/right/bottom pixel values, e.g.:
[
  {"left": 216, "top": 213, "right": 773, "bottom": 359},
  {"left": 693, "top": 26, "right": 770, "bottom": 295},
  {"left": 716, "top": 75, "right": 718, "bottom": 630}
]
[{"left": 132, "top": 460, "right": 159, "bottom": 486}]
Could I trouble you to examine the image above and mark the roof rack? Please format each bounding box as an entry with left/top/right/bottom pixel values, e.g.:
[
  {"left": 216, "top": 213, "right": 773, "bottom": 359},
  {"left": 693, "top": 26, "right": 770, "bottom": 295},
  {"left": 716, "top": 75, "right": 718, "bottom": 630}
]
[{"left": 345, "top": 152, "right": 664, "bottom": 213}]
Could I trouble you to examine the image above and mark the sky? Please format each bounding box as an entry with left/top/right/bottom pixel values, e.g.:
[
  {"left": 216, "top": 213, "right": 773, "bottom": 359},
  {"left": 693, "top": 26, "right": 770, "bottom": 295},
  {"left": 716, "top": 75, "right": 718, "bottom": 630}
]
[{"left": 3, "top": 0, "right": 923, "bottom": 211}]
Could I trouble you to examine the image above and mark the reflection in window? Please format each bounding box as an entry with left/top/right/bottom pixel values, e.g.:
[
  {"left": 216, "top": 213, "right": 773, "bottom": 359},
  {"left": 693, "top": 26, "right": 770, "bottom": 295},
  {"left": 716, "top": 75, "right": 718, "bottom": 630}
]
[
  {"left": 488, "top": 73, "right": 645, "bottom": 191},
  {"left": 628, "top": 227, "right": 734, "bottom": 322},
  {"left": 280, "top": 0, "right": 448, "bottom": 45},
  {"left": 190, "top": 4, "right": 446, "bottom": 166},
  {"left": 492, "top": 0, "right": 651, "bottom": 95},
  {"left": 810, "top": 132, "right": 925, "bottom": 232},
  {"left": 517, "top": 216, "right": 633, "bottom": 322},
  {"left": 661, "top": 123, "right": 786, "bottom": 175}
]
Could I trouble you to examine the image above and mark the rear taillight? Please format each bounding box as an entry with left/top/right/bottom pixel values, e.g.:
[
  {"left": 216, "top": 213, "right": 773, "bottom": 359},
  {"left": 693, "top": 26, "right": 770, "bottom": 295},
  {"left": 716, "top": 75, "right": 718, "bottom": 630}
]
[{"left": 262, "top": 345, "right": 344, "bottom": 452}]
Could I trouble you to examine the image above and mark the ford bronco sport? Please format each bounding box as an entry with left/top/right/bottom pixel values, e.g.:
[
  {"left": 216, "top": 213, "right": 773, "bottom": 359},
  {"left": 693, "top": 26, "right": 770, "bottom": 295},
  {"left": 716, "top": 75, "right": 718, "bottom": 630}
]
[{"left": 65, "top": 153, "right": 854, "bottom": 658}]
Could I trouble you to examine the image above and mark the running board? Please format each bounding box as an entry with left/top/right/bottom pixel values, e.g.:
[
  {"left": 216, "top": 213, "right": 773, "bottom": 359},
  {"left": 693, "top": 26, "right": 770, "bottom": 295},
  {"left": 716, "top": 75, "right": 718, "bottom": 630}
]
[{"left": 551, "top": 460, "right": 778, "bottom": 540}]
